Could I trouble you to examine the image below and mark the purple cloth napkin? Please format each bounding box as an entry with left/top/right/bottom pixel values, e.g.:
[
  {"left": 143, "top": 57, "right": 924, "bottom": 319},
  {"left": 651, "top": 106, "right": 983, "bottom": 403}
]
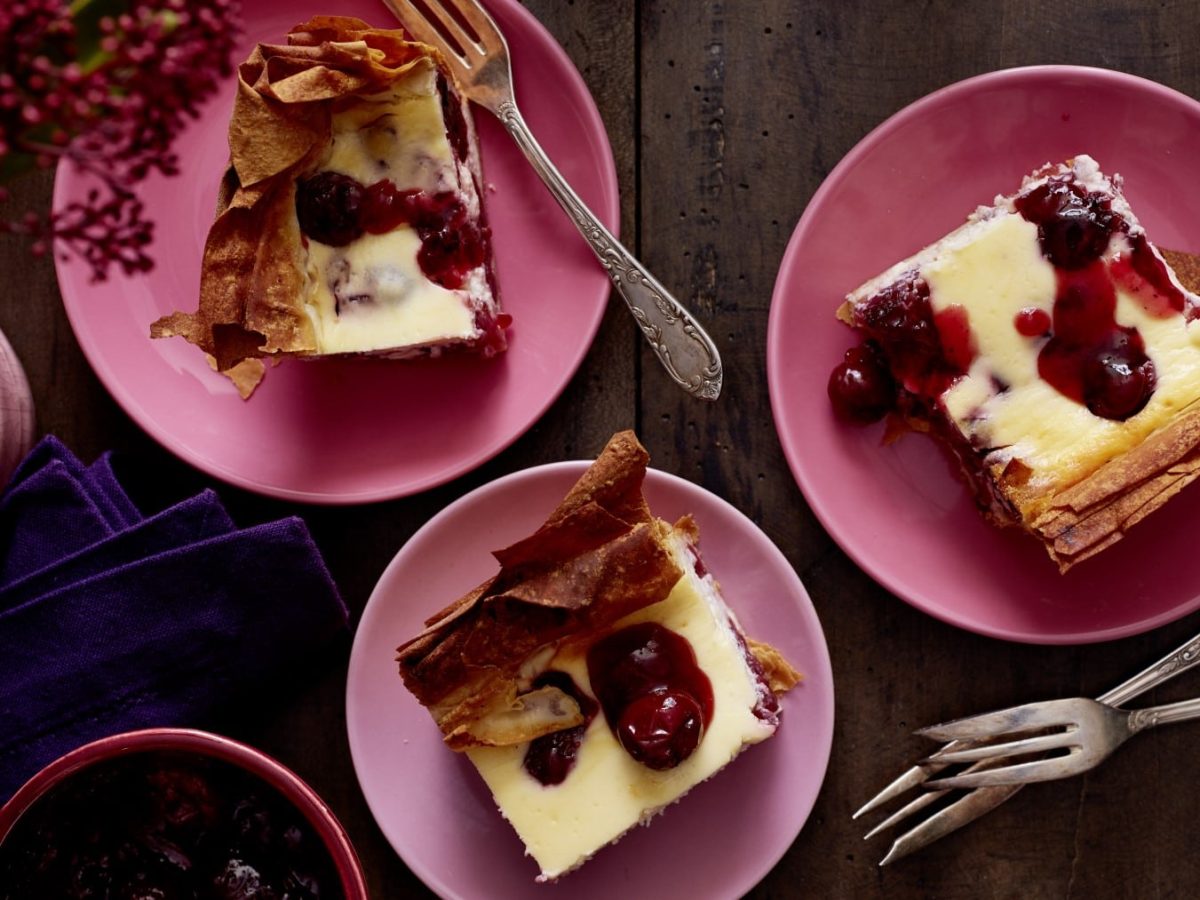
[{"left": 0, "top": 437, "right": 349, "bottom": 800}]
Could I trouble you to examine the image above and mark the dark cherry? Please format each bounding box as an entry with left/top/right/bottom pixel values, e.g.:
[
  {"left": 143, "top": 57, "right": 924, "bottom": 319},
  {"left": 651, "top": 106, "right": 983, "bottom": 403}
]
[
  {"left": 1014, "top": 307, "right": 1052, "bottom": 337},
  {"left": 295, "top": 171, "right": 365, "bottom": 246},
  {"left": 827, "top": 342, "right": 895, "bottom": 423},
  {"left": 524, "top": 726, "right": 587, "bottom": 787},
  {"left": 616, "top": 689, "right": 704, "bottom": 770},
  {"left": 522, "top": 671, "right": 598, "bottom": 786},
  {"left": 360, "top": 180, "right": 421, "bottom": 234},
  {"left": 1082, "top": 339, "right": 1156, "bottom": 420},
  {"left": 1014, "top": 178, "right": 1119, "bottom": 270},
  {"left": 587, "top": 622, "right": 713, "bottom": 771},
  {"left": 1035, "top": 261, "right": 1157, "bottom": 420}
]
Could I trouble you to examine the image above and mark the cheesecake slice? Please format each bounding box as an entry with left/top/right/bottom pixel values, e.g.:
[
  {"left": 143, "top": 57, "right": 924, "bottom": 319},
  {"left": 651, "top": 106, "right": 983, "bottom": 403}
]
[
  {"left": 151, "top": 16, "right": 507, "bottom": 397},
  {"left": 828, "top": 155, "right": 1200, "bottom": 570},
  {"left": 396, "top": 432, "right": 799, "bottom": 881}
]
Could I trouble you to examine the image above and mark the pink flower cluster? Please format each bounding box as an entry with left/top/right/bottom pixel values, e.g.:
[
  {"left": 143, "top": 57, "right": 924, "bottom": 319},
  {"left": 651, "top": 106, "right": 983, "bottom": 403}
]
[{"left": 0, "top": 0, "right": 240, "bottom": 281}]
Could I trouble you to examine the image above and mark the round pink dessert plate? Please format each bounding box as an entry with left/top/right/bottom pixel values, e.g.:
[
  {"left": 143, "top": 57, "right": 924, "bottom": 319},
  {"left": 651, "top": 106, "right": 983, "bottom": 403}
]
[
  {"left": 768, "top": 65, "right": 1200, "bottom": 644},
  {"left": 346, "top": 462, "right": 835, "bottom": 898},
  {"left": 53, "top": 0, "right": 618, "bottom": 503}
]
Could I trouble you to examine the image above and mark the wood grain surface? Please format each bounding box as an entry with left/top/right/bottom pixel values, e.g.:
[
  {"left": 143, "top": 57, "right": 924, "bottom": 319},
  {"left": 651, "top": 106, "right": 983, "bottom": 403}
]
[{"left": 4, "top": 1, "right": 1200, "bottom": 897}]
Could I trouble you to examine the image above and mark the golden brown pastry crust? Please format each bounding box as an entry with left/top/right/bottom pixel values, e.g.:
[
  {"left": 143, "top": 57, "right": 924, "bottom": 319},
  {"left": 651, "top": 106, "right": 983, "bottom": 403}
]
[{"left": 150, "top": 17, "right": 445, "bottom": 388}]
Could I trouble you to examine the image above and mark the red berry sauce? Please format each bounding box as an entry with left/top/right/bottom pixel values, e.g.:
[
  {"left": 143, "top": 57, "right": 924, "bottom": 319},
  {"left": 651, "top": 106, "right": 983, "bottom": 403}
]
[
  {"left": 832, "top": 169, "right": 1177, "bottom": 428},
  {"left": 1014, "top": 307, "right": 1051, "bottom": 337},
  {"left": 296, "top": 174, "right": 489, "bottom": 290},
  {"left": 1110, "top": 231, "right": 1189, "bottom": 319},
  {"left": 1013, "top": 177, "right": 1119, "bottom": 270},
  {"left": 586, "top": 623, "right": 713, "bottom": 771},
  {"left": 523, "top": 671, "right": 598, "bottom": 787},
  {"left": 1015, "top": 175, "right": 1157, "bottom": 420}
]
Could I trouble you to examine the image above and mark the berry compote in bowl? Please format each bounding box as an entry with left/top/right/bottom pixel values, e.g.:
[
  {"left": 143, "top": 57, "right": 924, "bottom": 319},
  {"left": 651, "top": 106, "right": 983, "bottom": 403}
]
[{"left": 0, "top": 728, "right": 367, "bottom": 899}]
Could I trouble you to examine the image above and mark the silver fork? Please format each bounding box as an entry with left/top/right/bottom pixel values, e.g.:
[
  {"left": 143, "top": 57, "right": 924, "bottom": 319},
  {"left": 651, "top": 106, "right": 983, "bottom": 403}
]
[
  {"left": 380, "top": 0, "right": 723, "bottom": 400},
  {"left": 915, "top": 694, "right": 1200, "bottom": 790},
  {"left": 854, "top": 629, "right": 1200, "bottom": 865}
]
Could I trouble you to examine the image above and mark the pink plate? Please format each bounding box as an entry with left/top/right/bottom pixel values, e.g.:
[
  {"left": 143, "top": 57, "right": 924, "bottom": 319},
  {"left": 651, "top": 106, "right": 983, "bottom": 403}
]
[
  {"left": 53, "top": 0, "right": 617, "bottom": 503},
  {"left": 346, "top": 463, "right": 835, "bottom": 898},
  {"left": 768, "top": 66, "right": 1200, "bottom": 644}
]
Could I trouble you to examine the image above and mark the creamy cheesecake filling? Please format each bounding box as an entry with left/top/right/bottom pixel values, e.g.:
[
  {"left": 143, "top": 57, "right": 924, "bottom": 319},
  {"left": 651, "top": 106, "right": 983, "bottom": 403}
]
[
  {"left": 919, "top": 210, "right": 1200, "bottom": 491},
  {"left": 465, "top": 534, "right": 777, "bottom": 881},
  {"left": 299, "top": 60, "right": 493, "bottom": 356},
  {"left": 302, "top": 232, "right": 476, "bottom": 354},
  {"left": 324, "top": 65, "right": 456, "bottom": 193},
  {"left": 838, "top": 156, "right": 1200, "bottom": 496}
]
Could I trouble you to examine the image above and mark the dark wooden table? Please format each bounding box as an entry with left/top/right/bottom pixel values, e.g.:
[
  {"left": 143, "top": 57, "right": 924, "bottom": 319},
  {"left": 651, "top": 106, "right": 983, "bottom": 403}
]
[{"left": 5, "top": 1, "right": 1200, "bottom": 897}]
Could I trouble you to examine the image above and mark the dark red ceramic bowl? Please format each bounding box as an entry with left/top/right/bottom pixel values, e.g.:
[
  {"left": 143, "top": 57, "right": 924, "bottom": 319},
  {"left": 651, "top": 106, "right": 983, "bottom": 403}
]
[{"left": 0, "top": 728, "right": 368, "bottom": 899}]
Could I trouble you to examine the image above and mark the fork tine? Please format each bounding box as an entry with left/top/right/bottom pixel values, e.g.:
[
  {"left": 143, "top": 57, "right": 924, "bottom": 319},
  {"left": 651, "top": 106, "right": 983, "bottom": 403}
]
[
  {"left": 879, "top": 784, "right": 1024, "bottom": 865},
  {"left": 924, "top": 752, "right": 1081, "bottom": 791},
  {"left": 382, "top": 0, "right": 483, "bottom": 66},
  {"left": 862, "top": 788, "right": 947, "bottom": 840},
  {"left": 853, "top": 763, "right": 946, "bottom": 819},
  {"left": 422, "top": 0, "right": 486, "bottom": 51},
  {"left": 923, "top": 731, "right": 1075, "bottom": 766},
  {"left": 915, "top": 698, "right": 1079, "bottom": 742}
]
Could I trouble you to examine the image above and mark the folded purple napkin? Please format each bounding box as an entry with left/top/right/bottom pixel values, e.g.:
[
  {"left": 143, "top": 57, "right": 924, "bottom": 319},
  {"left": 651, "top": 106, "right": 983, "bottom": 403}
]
[{"left": 0, "top": 437, "right": 349, "bottom": 800}]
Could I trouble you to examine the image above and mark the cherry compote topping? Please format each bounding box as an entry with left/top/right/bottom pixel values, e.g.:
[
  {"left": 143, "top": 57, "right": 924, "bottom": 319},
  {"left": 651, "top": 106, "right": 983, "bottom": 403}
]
[
  {"left": 616, "top": 689, "right": 704, "bottom": 771},
  {"left": 586, "top": 622, "right": 713, "bottom": 771},
  {"left": 1036, "top": 261, "right": 1156, "bottom": 420},
  {"left": 523, "top": 671, "right": 598, "bottom": 786},
  {"left": 296, "top": 173, "right": 488, "bottom": 289},
  {"left": 359, "top": 180, "right": 486, "bottom": 289},
  {"left": 1014, "top": 177, "right": 1120, "bottom": 270},
  {"left": 295, "top": 171, "right": 365, "bottom": 247},
  {"left": 1014, "top": 307, "right": 1052, "bottom": 337},
  {"left": 830, "top": 173, "right": 1176, "bottom": 426},
  {"left": 855, "top": 275, "right": 973, "bottom": 397},
  {"left": 1082, "top": 337, "right": 1156, "bottom": 420},
  {"left": 828, "top": 341, "right": 896, "bottom": 423}
]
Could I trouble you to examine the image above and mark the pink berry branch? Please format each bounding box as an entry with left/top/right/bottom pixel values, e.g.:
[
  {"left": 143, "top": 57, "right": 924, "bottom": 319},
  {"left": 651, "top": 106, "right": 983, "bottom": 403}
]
[{"left": 0, "top": 0, "right": 240, "bottom": 281}]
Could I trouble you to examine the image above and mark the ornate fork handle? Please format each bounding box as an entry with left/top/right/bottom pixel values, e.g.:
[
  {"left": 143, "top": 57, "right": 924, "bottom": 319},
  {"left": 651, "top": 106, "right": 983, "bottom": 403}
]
[
  {"left": 1127, "top": 695, "right": 1200, "bottom": 732},
  {"left": 1102, "top": 634, "right": 1200, "bottom": 705},
  {"left": 495, "top": 100, "right": 723, "bottom": 401}
]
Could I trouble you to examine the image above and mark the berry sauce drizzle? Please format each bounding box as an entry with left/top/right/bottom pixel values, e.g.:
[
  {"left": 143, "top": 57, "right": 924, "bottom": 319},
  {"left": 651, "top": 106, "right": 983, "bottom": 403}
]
[
  {"left": 586, "top": 623, "right": 713, "bottom": 771},
  {"left": 523, "top": 671, "right": 598, "bottom": 787},
  {"left": 295, "top": 173, "right": 487, "bottom": 290},
  {"left": 830, "top": 170, "right": 1185, "bottom": 426},
  {"left": 1016, "top": 176, "right": 1157, "bottom": 421}
]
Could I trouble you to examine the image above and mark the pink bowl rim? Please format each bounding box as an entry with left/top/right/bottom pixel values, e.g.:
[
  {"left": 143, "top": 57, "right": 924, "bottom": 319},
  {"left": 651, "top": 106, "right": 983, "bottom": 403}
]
[{"left": 0, "top": 727, "right": 368, "bottom": 899}]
